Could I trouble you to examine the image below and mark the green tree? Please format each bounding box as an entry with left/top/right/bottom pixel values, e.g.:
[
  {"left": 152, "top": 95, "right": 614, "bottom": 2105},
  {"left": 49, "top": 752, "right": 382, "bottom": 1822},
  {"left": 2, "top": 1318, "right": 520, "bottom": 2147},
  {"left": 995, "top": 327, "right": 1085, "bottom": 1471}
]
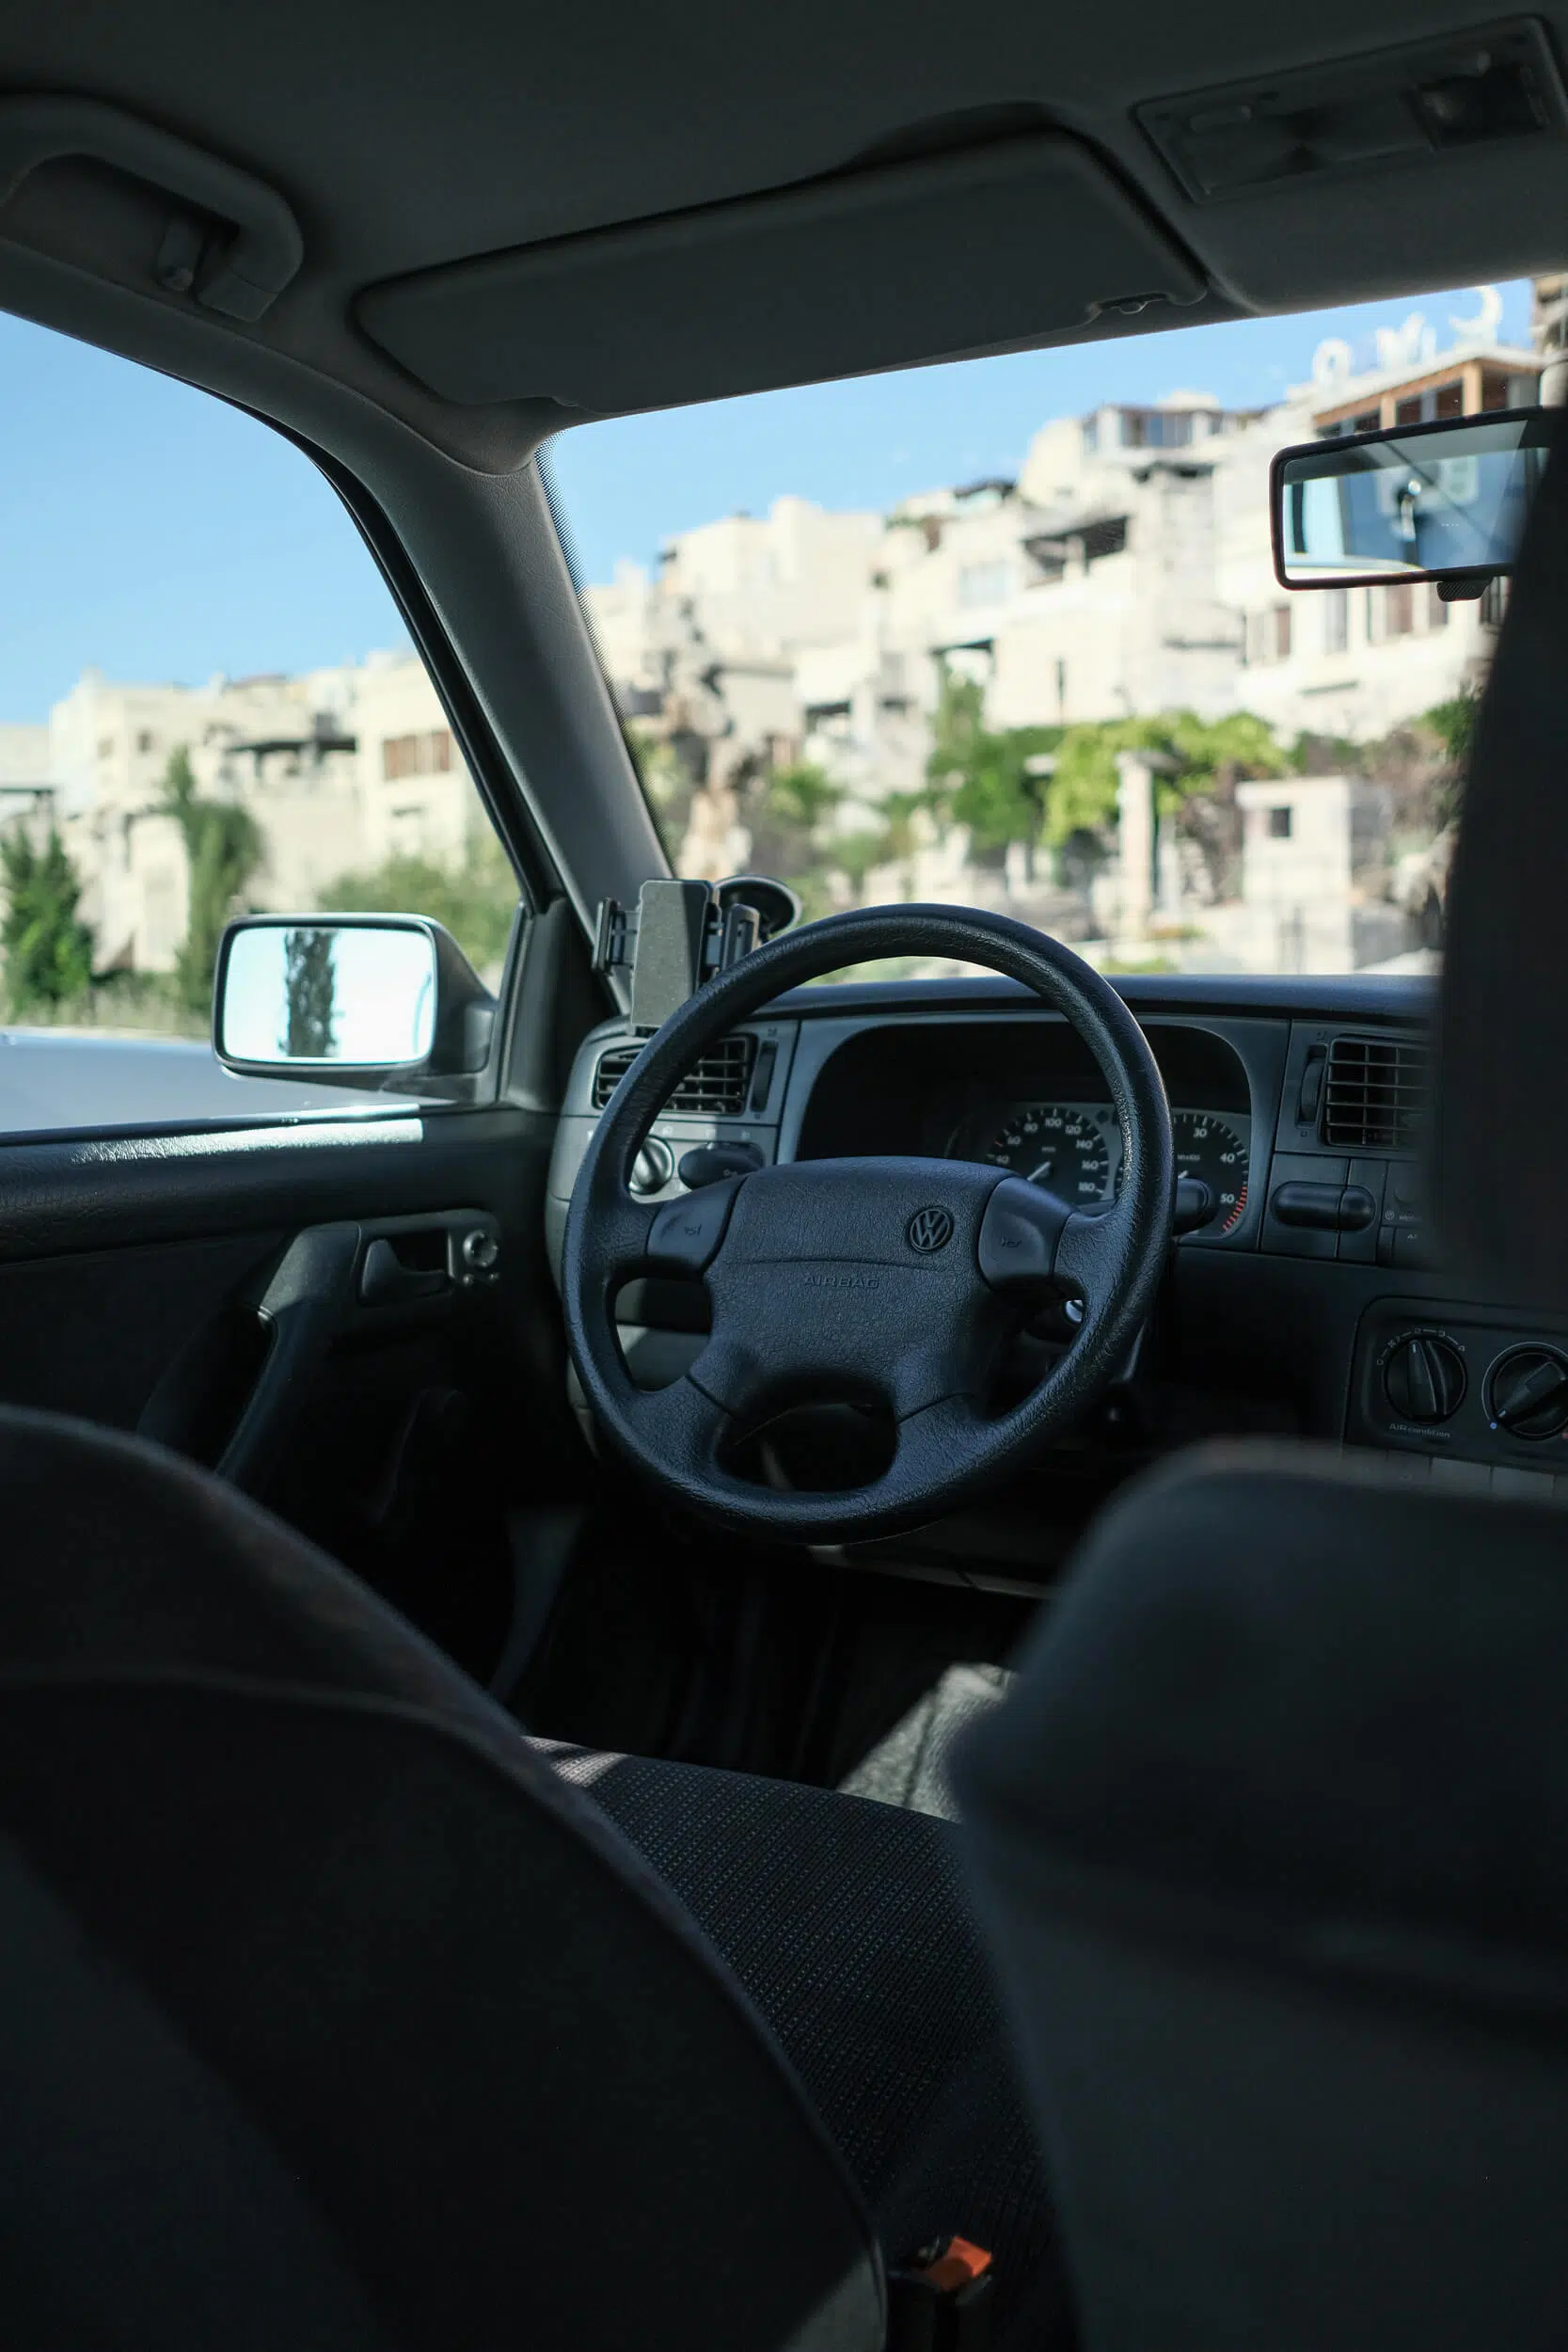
[
  {"left": 0, "top": 825, "right": 94, "bottom": 1012},
  {"left": 627, "top": 723, "right": 696, "bottom": 839},
  {"left": 162, "top": 746, "right": 263, "bottom": 1018},
  {"left": 282, "top": 926, "right": 337, "bottom": 1057},
  {"left": 1423, "top": 690, "right": 1479, "bottom": 830},
  {"left": 321, "top": 829, "right": 518, "bottom": 976},
  {"left": 743, "top": 760, "right": 847, "bottom": 905},
  {"left": 1042, "top": 709, "right": 1287, "bottom": 897},
  {"left": 925, "top": 668, "right": 1062, "bottom": 859},
  {"left": 1424, "top": 691, "right": 1480, "bottom": 768}
]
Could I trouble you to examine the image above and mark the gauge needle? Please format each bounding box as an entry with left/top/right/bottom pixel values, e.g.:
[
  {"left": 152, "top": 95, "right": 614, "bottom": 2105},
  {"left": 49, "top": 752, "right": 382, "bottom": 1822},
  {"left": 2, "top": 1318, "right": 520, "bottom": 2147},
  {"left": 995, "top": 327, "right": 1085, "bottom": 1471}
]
[{"left": 1027, "top": 1158, "right": 1055, "bottom": 1184}]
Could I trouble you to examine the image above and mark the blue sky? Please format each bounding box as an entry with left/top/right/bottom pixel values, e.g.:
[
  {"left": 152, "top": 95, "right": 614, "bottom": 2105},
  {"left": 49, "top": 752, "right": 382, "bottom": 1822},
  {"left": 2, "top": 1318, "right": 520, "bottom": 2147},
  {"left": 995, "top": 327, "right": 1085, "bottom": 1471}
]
[{"left": 0, "top": 278, "right": 1531, "bottom": 723}]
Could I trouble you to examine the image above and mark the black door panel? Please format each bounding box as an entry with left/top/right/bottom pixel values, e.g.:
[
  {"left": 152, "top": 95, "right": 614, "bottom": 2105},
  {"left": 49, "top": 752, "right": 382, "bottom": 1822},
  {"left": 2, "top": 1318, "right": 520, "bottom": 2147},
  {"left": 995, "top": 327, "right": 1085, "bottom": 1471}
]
[
  {"left": 0, "top": 1231, "right": 283, "bottom": 1432},
  {"left": 0, "top": 1103, "right": 586, "bottom": 1682},
  {"left": 0, "top": 1107, "right": 545, "bottom": 1260}
]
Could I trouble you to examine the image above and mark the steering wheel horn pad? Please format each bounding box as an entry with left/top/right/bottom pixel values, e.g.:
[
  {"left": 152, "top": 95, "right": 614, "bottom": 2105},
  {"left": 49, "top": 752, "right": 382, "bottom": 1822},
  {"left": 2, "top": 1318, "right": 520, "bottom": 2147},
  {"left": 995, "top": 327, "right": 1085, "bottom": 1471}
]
[{"left": 563, "top": 905, "right": 1174, "bottom": 1542}]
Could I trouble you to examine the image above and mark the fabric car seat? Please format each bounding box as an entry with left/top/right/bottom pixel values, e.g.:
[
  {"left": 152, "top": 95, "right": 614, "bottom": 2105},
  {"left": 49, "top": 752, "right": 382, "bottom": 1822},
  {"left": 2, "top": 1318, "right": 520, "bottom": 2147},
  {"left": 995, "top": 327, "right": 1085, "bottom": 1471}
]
[{"left": 0, "top": 1399, "right": 1061, "bottom": 2350}]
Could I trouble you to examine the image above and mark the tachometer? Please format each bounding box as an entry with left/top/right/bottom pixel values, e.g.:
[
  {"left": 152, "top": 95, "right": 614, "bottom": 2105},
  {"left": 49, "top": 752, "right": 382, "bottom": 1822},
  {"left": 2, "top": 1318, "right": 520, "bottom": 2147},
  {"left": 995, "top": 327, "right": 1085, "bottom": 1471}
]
[
  {"left": 1171, "top": 1110, "right": 1248, "bottom": 1234},
  {"left": 981, "top": 1104, "right": 1111, "bottom": 1204}
]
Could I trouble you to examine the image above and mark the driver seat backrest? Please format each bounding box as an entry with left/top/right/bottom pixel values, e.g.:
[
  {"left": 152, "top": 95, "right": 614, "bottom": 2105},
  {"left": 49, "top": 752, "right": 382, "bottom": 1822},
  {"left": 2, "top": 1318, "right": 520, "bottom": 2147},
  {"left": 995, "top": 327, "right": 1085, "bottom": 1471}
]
[
  {"left": 957, "top": 1442, "right": 1568, "bottom": 2352},
  {"left": 954, "top": 423, "right": 1568, "bottom": 2348},
  {"left": 0, "top": 1403, "right": 882, "bottom": 2352}
]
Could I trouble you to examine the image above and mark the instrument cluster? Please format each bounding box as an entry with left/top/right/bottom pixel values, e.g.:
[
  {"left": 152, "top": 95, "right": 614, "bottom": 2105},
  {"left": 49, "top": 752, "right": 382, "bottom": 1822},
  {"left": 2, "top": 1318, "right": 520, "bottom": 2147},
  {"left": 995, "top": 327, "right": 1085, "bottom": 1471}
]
[{"left": 970, "top": 1100, "right": 1250, "bottom": 1237}]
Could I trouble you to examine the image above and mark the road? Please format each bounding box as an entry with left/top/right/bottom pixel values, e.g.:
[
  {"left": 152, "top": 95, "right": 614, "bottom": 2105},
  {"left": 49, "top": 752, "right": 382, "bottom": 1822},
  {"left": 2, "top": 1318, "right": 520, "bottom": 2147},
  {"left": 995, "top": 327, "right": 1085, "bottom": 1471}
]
[{"left": 0, "top": 1028, "right": 407, "bottom": 1137}]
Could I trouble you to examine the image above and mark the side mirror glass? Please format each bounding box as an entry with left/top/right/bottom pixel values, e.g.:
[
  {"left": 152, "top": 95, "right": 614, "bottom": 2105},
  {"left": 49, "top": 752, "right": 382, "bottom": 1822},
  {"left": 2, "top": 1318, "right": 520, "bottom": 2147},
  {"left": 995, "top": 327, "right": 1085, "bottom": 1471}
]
[
  {"left": 214, "top": 914, "right": 496, "bottom": 1086},
  {"left": 1272, "top": 406, "right": 1560, "bottom": 589}
]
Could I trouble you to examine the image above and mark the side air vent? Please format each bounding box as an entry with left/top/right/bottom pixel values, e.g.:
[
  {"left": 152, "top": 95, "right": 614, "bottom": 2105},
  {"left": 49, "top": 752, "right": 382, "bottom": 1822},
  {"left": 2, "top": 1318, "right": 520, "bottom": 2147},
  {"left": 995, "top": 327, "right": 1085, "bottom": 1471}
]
[
  {"left": 1322, "top": 1034, "right": 1430, "bottom": 1151},
  {"left": 593, "top": 1033, "right": 756, "bottom": 1116}
]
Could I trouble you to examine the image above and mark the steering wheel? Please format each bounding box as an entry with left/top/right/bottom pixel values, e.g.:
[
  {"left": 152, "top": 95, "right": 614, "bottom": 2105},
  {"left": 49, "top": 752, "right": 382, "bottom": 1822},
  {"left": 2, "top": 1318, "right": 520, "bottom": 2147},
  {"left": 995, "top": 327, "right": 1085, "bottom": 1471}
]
[{"left": 563, "top": 905, "right": 1173, "bottom": 1542}]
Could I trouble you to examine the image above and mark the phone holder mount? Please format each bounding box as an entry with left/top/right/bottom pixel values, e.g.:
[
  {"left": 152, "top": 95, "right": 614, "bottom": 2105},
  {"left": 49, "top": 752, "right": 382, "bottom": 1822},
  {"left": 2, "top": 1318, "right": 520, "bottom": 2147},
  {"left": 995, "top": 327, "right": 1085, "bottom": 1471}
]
[{"left": 592, "top": 876, "right": 800, "bottom": 1031}]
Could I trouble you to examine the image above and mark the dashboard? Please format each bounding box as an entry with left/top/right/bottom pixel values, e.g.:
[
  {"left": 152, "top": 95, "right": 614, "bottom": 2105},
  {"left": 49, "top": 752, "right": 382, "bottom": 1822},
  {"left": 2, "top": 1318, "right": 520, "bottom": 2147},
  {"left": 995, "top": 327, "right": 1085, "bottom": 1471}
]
[{"left": 546, "top": 968, "right": 1568, "bottom": 1581}]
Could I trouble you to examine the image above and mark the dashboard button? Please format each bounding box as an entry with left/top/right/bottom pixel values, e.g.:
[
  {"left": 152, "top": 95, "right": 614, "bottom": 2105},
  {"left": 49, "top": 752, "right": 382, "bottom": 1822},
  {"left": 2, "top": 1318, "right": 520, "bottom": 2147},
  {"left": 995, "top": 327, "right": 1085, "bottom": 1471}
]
[
  {"left": 1487, "top": 1345, "right": 1568, "bottom": 1439},
  {"left": 1430, "top": 1457, "right": 1493, "bottom": 1494},
  {"left": 647, "top": 1175, "right": 744, "bottom": 1274},
  {"left": 1494, "top": 1466, "right": 1556, "bottom": 1502},
  {"left": 1383, "top": 1332, "right": 1465, "bottom": 1422},
  {"left": 630, "top": 1137, "right": 676, "bottom": 1195},
  {"left": 677, "top": 1141, "right": 764, "bottom": 1188}
]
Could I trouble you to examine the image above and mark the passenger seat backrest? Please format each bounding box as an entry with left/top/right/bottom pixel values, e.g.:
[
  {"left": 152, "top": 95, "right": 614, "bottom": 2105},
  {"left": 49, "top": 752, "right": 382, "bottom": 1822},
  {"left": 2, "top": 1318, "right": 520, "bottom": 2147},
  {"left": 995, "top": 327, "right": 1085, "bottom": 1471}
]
[
  {"left": 957, "top": 1442, "right": 1568, "bottom": 2352},
  {"left": 0, "top": 1406, "right": 882, "bottom": 2352}
]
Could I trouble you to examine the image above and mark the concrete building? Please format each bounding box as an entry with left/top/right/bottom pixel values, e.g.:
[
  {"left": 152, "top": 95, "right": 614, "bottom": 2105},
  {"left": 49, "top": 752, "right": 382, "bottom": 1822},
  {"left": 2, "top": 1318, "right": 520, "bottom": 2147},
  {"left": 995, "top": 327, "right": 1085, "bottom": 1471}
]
[
  {"left": 0, "top": 723, "right": 52, "bottom": 829},
  {"left": 585, "top": 314, "right": 1539, "bottom": 837},
  {"left": 31, "top": 653, "right": 483, "bottom": 977}
]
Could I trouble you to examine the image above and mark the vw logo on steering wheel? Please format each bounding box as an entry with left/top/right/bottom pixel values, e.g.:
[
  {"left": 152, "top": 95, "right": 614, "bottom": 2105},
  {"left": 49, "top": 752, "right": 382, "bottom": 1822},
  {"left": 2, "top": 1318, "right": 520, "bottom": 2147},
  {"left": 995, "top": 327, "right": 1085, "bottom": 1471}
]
[{"left": 906, "top": 1204, "right": 955, "bottom": 1255}]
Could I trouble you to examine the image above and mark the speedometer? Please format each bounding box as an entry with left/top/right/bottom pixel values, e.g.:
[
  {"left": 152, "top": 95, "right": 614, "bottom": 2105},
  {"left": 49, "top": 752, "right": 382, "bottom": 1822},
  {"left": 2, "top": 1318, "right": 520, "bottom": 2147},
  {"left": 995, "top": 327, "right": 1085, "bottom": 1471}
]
[
  {"left": 1171, "top": 1110, "right": 1248, "bottom": 1234},
  {"left": 981, "top": 1104, "right": 1111, "bottom": 1204}
]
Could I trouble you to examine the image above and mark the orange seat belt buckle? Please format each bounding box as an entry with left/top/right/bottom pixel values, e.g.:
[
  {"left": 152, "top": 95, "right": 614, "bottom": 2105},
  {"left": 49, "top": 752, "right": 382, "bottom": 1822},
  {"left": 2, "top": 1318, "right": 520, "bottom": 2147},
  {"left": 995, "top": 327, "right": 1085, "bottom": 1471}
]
[{"left": 887, "top": 2233, "right": 994, "bottom": 2351}]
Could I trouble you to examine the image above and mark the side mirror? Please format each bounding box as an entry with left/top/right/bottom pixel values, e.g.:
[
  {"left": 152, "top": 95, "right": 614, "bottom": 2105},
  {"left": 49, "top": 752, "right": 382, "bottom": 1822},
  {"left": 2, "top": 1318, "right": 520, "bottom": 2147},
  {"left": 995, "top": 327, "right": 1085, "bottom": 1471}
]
[
  {"left": 213, "top": 914, "right": 497, "bottom": 1090},
  {"left": 1272, "top": 406, "right": 1560, "bottom": 591}
]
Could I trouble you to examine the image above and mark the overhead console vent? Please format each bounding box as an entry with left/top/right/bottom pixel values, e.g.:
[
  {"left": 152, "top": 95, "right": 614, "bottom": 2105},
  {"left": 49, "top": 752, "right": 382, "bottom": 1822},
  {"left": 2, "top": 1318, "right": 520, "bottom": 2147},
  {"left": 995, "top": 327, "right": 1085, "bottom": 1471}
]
[
  {"left": 1322, "top": 1035, "right": 1431, "bottom": 1152},
  {"left": 594, "top": 1034, "right": 755, "bottom": 1117},
  {"left": 358, "top": 133, "right": 1207, "bottom": 414},
  {"left": 1139, "top": 20, "right": 1568, "bottom": 203}
]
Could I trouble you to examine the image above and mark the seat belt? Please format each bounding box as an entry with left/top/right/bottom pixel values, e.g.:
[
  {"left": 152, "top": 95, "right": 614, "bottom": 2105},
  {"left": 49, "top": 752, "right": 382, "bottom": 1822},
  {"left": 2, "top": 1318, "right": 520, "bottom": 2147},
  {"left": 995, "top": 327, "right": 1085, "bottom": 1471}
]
[{"left": 886, "top": 2234, "right": 993, "bottom": 2350}]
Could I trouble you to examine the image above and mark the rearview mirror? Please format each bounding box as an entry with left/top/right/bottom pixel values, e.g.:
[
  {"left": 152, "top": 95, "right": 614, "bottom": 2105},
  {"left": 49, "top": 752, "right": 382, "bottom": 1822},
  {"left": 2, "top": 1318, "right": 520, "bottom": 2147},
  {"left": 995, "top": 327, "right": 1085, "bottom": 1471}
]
[
  {"left": 214, "top": 914, "right": 497, "bottom": 1090},
  {"left": 1272, "top": 406, "right": 1560, "bottom": 590}
]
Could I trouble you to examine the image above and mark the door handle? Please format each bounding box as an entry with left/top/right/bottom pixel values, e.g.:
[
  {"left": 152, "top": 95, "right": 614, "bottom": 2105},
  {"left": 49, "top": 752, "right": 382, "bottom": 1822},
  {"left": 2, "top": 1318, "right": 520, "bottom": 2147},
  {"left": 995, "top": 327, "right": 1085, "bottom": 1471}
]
[
  {"left": 358, "top": 1236, "right": 451, "bottom": 1307},
  {"left": 0, "top": 95, "right": 303, "bottom": 319}
]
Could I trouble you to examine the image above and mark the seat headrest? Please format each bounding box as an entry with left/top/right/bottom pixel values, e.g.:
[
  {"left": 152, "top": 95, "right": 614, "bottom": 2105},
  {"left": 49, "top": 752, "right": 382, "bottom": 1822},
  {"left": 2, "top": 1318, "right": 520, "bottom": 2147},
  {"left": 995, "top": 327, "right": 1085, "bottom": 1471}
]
[{"left": 1437, "top": 419, "right": 1568, "bottom": 1311}]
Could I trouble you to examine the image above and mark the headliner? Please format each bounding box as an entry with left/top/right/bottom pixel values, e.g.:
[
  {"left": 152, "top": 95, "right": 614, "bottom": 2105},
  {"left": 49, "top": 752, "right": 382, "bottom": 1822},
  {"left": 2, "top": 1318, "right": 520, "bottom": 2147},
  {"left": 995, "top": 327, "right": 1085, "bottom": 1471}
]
[{"left": 0, "top": 0, "right": 1563, "bottom": 462}]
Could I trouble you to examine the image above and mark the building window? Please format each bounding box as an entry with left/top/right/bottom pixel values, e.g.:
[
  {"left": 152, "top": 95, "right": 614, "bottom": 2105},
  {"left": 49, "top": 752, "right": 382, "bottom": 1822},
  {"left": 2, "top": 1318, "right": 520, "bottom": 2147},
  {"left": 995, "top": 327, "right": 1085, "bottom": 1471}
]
[
  {"left": 1117, "top": 406, "right": 1194, "bottom": 451},
  {"left": 1080, "top": 516, "right": 1129, "bottom": 564},
  {"left": 1272, "top": 604, "right": 1292, "bottom": 660},
  {"left": 958, "top": 561, "right": 1013, "bottom": 609},
  {"left": 1323, "top": 589, "right": 1349, "bottom": 654},
  {"left": 1385, "top": 582, "right": 1415, "bottom": 638},
  {"left": 1268, "top": 805, "right": 1293, "bottom": 839},
  {"left": 1427, "top": 582, "right": 1450, "bottom": 629},
  {"left": 1481, "top": 575, "right": 1511, "bottom": 628},
  {"left": 1434, "top": 380, "right": 1464, "bottom": 419},
  {"left": 1394, "top": 396, "right": 1423, "bottom": 427},
  {"left": 135, "top": 729, "right": 156, "bottom": 755},
  {"left": 382, "top": 728, "right": 454, "bottom": 780},
  {"left": 1082, "top": 415, "right": 1099, "bottom": 454}
]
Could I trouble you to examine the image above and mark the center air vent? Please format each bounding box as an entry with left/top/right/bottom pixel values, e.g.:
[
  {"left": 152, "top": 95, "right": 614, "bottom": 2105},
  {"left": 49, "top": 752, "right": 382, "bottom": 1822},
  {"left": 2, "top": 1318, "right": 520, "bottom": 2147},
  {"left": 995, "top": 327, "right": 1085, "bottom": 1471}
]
[
  {"left": 593, "top": 1033, "right": 755, "bottom": 1116},
  {"left": 1322, "top": 1034, "right": 1430, "bottom": 1150}
]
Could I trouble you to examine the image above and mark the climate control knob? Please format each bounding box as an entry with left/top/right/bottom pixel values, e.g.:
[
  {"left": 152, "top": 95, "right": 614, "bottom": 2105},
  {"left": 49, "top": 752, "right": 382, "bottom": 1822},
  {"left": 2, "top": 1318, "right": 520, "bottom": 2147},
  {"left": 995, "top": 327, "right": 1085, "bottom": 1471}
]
[
  {"left": 1487, "top": 1346, "right": 1568, "bottom": 1439},
  {"left": 1382, "top": 1332, "right": 1465, "bottom": 1423}
]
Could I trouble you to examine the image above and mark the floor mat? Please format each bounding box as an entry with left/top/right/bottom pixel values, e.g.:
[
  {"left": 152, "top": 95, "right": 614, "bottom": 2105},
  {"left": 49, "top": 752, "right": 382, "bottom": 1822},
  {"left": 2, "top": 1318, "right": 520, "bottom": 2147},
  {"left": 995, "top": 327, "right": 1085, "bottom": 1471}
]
[{"left": 839, "top": 1662, "right": 1013, "bottom": 1820}]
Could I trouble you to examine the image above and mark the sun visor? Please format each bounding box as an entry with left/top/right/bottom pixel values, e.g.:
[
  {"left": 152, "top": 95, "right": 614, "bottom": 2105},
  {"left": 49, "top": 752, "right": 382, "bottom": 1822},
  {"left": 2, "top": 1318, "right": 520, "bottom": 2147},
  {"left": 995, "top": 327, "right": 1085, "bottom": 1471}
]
[{"left": 356, "top": 135, "right": 1207, "bottom": 415}]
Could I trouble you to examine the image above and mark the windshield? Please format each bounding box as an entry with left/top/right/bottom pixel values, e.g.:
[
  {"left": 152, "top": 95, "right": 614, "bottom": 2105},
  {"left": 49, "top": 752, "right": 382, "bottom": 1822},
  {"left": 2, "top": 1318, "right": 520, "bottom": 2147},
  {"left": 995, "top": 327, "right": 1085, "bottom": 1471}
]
[{"left": 548, "top": 277, "right": 1547, "bottom": 980}]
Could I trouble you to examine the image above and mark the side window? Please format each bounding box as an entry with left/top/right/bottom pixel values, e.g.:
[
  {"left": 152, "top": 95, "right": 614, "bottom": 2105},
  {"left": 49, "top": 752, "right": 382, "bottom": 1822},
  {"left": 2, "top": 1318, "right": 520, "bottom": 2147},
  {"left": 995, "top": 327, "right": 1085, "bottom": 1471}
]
[{"left": 0, "top": 314, "right": 519, "bottom": 1134}]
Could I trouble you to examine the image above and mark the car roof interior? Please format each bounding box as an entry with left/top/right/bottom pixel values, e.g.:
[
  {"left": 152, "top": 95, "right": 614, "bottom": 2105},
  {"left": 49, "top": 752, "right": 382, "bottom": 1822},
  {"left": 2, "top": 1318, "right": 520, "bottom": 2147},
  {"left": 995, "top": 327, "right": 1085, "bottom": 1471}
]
[{"left": 1, "top": 3, "right": 1566, "bottom": 465}]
